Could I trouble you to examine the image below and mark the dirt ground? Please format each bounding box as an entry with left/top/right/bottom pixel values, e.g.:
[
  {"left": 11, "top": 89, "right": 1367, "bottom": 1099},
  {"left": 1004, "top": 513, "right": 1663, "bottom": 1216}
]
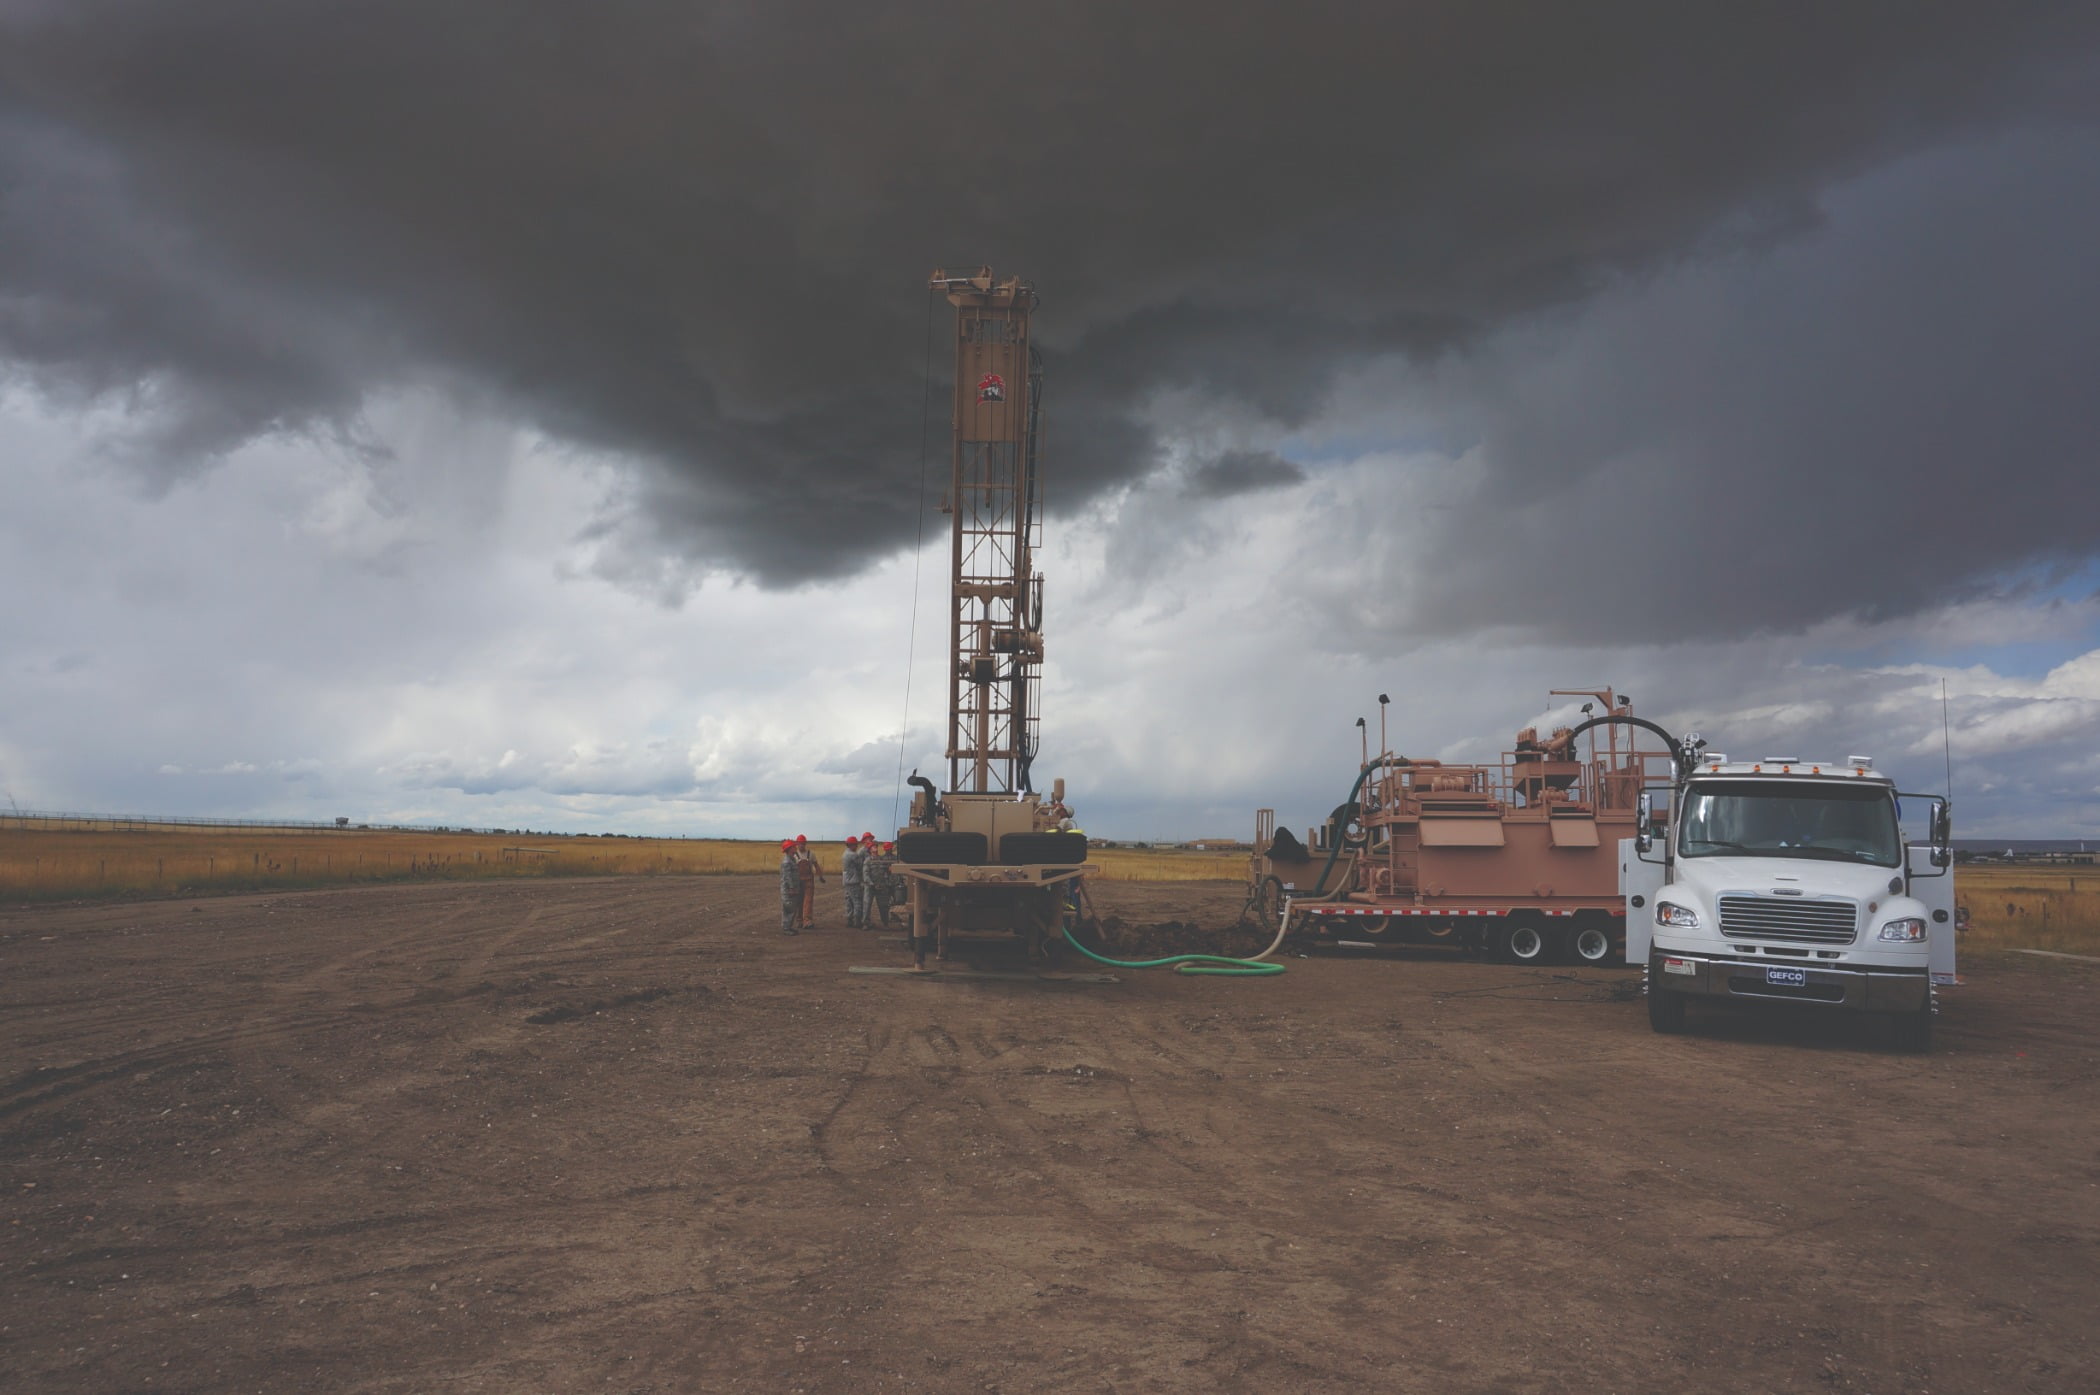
[{"left": 3, "top": 876, "right": 2095, "bottom": 1394}]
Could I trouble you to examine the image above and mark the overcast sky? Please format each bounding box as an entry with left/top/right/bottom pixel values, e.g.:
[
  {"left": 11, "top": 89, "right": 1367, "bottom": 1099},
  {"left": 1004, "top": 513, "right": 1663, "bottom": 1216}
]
[{"left": 4, "top": 3, "right": 2099, "bottom": 840}]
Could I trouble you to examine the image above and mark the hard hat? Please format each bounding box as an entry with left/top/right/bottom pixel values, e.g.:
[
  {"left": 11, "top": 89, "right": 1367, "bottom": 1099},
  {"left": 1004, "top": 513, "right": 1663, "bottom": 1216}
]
[
  {"left": 795, "top": 834, "right": 807, "bottom": 843},
  {"left": 862, "top": 831, "right": 875, "bottom": 842},
  {"left": 883, "top": 841, "right": 894, "bottom": 851},
  {"left": 781, "top": 839, "right": 794, "bottom": 851},
  {"left": 846, "top": 835, "right": 859, "bottom": 845}
]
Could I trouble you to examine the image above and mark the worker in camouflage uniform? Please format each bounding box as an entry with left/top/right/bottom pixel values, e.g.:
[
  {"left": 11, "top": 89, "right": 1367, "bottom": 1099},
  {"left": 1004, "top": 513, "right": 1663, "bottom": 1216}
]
[
  {"left": 868, "top": 840, "right": 899, "bottom": 928},
  {"left": 778, "top": 840, "right": 799, "bottom": 935},
  {"left": 841, "top": 835, "right": 866, "bottom": 928}
]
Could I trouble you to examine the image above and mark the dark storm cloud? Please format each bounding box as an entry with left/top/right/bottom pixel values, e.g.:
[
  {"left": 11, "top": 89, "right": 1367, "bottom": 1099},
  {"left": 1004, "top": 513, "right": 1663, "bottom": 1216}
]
[
  {"left": 1184, "top": 449, "right": 1306, "bottom": 500},
  {"left": 1377, "top": 127, "right": 2100, "bottom": 641},
  {"left": 2, "top": 2, "right": 2097, "bottom": 604}
]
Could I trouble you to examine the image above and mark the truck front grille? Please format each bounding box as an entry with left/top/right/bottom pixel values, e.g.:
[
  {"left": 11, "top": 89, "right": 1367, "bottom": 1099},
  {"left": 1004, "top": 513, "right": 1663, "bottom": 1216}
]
[{"left": 1717, "top": 895, "right": 1858, "bottom": 945}]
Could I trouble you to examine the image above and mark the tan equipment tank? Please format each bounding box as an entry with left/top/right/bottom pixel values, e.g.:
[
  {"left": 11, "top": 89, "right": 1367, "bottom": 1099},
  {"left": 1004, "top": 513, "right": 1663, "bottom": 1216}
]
[{"left": 1249, "top": 689, "right": 1679, "bottom": 965}]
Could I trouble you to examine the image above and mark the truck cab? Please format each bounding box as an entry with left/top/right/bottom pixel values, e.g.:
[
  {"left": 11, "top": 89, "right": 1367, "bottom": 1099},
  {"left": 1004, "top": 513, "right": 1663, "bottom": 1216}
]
[{"left": 1620, "top": 755, "right": 1952, "bottom": 1050}]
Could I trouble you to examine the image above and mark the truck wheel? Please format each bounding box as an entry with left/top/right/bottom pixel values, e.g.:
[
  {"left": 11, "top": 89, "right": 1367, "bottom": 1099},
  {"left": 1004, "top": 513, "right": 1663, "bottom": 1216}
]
[
  {"left": 1891, "top": 1004, "right": 1933, "bottom": 1053},
  {"left": 1647, "top": 959, "right": 1688, "bottom": 1034},
  {"left": 1569, "top": 921, "right": 1614, "bottom": 965}
]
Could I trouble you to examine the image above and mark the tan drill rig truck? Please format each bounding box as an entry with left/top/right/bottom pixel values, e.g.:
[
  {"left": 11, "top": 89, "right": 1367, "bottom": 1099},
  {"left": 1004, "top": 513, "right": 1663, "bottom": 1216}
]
[{"left": 893, "top": 269, "right": 1087, "bottom": 969}]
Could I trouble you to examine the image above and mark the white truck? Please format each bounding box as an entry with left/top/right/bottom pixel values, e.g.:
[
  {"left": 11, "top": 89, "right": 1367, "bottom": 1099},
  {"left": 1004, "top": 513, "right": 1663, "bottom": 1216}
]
[{"left": 1621, "top": 752, "right": 1954, "bottom": 1050}]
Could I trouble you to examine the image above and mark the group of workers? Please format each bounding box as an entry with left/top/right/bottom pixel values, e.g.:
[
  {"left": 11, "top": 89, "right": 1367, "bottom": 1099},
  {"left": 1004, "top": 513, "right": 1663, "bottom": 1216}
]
[{"left": 778, "top": 833, "right": 902, "bottom": 935}]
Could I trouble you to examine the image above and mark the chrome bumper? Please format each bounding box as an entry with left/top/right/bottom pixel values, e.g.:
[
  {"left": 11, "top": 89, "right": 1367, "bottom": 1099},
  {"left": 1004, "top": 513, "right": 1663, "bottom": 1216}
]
[{"left": 1648, "top": 952, "right": 1930, "bottom": 1013}]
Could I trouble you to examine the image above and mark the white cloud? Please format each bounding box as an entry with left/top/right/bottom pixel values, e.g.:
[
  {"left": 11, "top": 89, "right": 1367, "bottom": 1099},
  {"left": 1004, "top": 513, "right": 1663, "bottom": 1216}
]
[{"left": 3, "top": 379, "right": 2098, "bottom": 842}]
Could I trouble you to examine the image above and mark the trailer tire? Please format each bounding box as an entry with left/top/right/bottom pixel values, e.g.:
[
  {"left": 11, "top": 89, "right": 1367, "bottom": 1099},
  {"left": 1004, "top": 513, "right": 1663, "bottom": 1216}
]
[
  {"left": 895, "top": 831, "right": 988, "bottom": 866},
  {"left": 1488, "top": 916, "right": 1555, "bottom": 964},
  {"left": 1250, "top": 875, "right": 1287, "bottom": 932},
  {"left": 1507, "top": 918, "right": 1555, "bottom": 964},
  {"left": 1568, "top": 919, "right": 1615, "bottom": 965},
  {"left": 1355, "top": 914, "right": 1393, "bottom": 937}
]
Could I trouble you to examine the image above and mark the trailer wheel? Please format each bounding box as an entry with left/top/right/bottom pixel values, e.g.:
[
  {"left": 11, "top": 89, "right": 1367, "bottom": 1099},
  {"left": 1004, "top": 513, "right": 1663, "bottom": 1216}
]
[
  {"left": 1355, "top": 914, "right": 1393, "bottom": 937},
  {"left": 1249, "top": 875, "right": 1287, "bottom": 932},
  {"left": 1568, "top": 920, "right": 1615, "bottom": 965},
  {"left": 1489, "top": 915, "right": 1555, "bottom": 964},
  {"left": 1507, "top": 920, "right": 1555, "bottom": 964}
]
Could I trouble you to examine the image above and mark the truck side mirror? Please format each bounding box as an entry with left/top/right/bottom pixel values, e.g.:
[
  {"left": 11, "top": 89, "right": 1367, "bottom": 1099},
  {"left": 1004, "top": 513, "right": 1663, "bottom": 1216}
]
[
  {"left": 1635, "top": 791, "right": 1655, "bottom": 855},
  {"left": 1931, "top": 802, "right": 1952, "bottom": 867}
]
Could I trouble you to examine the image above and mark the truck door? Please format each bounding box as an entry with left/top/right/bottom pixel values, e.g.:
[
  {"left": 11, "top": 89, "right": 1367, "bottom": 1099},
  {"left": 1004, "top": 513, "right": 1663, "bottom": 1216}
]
[
  {"left": 1909, "top": 843, "right": 1958, "bottom": 985},
  {"left": 1619, "top": 838, "right": 1666, "bottom": 965}
]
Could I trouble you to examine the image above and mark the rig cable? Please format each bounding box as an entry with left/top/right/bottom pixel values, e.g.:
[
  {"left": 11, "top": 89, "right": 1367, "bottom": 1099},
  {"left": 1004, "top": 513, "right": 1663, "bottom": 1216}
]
[{"left": 892, "top": 288, "right": 939, "bottom": 830}]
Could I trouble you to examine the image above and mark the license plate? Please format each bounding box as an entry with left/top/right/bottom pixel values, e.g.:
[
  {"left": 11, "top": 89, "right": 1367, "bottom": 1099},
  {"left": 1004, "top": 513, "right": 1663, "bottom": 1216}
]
[{"left": 1765, "top": 966, "right": 1808, "bottom": 988}]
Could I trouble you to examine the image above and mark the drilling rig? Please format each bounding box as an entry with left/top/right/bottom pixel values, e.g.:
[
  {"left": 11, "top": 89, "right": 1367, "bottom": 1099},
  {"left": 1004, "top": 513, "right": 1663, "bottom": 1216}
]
[{"left": 894, "top": 268, "right": 1088, "bottom": 969}]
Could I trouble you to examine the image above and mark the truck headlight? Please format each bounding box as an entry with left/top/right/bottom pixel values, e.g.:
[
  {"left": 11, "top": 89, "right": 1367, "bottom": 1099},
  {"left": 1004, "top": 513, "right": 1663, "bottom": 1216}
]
[
  {"left": 1655, "top": 900, "right": 1701, "bottom": 929},
  {"left": 1877, "top": 917, "right": 1927, "bottom": 943}
]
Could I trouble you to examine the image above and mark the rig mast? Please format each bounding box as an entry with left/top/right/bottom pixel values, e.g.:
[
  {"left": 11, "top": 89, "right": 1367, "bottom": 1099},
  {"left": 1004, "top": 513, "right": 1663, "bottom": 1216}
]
[{"left": 932, "top": 266, "right": 1044, "bottom": 795}]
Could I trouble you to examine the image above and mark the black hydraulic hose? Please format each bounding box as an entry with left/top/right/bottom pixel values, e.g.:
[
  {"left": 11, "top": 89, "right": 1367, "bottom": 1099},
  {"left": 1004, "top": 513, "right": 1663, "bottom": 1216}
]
[
  {"left": 1307, "top": 756, "right": 1414, "bottom": 896},
  {"left": 1561, "top": 713, "right": 1694, "bottom": 776}
]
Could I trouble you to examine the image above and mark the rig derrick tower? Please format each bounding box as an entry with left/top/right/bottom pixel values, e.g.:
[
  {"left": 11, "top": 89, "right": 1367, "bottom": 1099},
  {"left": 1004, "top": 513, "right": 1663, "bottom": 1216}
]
[{"left": 893, "top": 267, "right": 1087, "bottom": 971}]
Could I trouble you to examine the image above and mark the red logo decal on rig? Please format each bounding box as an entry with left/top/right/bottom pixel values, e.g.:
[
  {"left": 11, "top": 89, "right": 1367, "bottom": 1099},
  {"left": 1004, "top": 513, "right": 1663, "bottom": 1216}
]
[{"left": 977, "top": 373, "right": 1006, "bottom": 403}]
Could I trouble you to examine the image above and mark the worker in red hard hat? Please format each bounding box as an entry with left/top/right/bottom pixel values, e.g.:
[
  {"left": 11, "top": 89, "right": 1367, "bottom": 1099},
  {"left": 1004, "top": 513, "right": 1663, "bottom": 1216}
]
[
  {"left": 842, "top": 835, "right": 867, "bottom": 928},
  {"left": 793, "top": 836, "right": 823, "bottom": 930},
  {"left": 778, "top": 840, "right": 799, "bottom": 935}
]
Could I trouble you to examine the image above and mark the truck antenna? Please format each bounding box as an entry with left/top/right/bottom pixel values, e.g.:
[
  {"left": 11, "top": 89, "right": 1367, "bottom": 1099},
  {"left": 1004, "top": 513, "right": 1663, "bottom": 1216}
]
[{"left": 1941, "top": 677, "right": 1954, "bottom": 800}]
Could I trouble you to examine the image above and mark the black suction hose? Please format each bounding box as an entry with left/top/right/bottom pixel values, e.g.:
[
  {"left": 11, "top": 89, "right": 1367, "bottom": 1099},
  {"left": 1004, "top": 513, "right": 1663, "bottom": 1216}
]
[
  {"left": 1305, "top": 756, "right": 1413, "bottom": 896},
  {"left": 1561, "top": 713, "right": 1697, "bottom": 776}
]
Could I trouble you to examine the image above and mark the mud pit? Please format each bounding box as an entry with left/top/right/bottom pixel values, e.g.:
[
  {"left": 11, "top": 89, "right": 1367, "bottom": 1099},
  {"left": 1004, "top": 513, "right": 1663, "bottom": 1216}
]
[{"left": 3, "top": 876, "right": 2096, "bottom": 1393}]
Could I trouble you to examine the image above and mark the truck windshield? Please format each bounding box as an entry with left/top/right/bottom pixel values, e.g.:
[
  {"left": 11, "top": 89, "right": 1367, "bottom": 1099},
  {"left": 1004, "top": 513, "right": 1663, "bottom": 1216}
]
[{"left": 1676, "top": 780, "right": 1900, "bottom": 866}]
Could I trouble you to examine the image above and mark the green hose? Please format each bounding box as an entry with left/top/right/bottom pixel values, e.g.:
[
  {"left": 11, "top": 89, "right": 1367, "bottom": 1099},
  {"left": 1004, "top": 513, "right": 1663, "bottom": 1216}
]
[
  {"left": 1055, "top": 880, "right": 1287, "bottom": 976},
  {"left": 1062, "top": 934, "right": 1284, "bottom": 975},
  {"left": 1059, "top": 925, "right": 1286, "bottom": 977}
]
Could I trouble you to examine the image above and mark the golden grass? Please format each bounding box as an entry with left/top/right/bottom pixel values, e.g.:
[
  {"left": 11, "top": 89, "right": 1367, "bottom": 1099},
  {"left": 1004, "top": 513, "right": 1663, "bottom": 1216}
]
[
  {"left": 0, "top": 818, "right": 1248, "bottom": 902},
  {"left": 1953, "top": 864, "right": 2100, "bottom": 957},
  {"left": 0, "top": 821, "right": 791, "bottom": 901},
  {"left": 1083, "top": 847, "right": 1246, "bottom": 883}
]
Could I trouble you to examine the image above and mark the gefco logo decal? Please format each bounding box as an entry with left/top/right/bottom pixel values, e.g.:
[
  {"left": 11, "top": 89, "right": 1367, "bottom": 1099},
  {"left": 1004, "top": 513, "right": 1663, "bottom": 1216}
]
[{"left": 977, "top": 372, "right": 1006, "bottom": 403}]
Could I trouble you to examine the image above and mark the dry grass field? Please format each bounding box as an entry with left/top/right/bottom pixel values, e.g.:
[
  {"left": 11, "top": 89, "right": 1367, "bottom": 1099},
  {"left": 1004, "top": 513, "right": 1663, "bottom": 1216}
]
[
  {"left": 0, "top": 818, "right": 1243, "bottom": 901},
  {"left": 1955, "top": 862, "right": 2100, "bottom": 956}
]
